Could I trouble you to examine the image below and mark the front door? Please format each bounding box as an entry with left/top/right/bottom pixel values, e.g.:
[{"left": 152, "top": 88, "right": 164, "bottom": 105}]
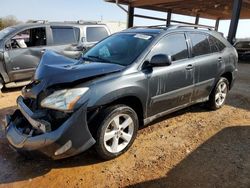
[
  {"left": 4, "top": 27, "right": 47, "bottom": 82},
  {"left": 145, "top": 33, "right": 195, "bottom": 117}
]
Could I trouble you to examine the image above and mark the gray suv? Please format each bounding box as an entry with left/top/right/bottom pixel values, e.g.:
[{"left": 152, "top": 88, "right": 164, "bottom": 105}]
[
  {"left": 5, "top": 26, "right": 238, "bottom": 160},
  {"left": 0, "top": 21, "right": 110, "bottom": 89}
]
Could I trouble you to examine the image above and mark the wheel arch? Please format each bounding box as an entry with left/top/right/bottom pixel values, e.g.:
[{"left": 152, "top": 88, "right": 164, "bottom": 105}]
[
  {"left": 88, "top": 95, "right": 145, "bottom": 130},
  {"left": 221, "top": 72, "right": 233, "bottom": 90},
  {"left": 108, "top": 96, "right": 144, "bottom": 127}
]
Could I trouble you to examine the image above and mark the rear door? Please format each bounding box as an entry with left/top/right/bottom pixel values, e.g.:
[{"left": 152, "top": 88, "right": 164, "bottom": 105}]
[
  {"left": 187, "top": 32, "right": 224, "bottom": 101},
  {"left": 47, "top": 26, "right": 82, "bottom": 59},
  {"left": 4, "top": 26, "right": 47, "bottom": 82},
  {"left": 146, "top": 33, "right": 195, "bottom": 117}
]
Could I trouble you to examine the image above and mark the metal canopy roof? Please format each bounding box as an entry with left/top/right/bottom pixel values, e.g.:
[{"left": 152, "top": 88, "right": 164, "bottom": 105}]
[{"left": 106, "top": 0, "right": 250, "bottom": 20}]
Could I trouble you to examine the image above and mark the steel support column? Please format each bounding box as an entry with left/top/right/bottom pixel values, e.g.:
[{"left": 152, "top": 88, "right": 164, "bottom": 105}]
[
  {"left": 215, "top": 19, "right": 220, "bottom": 31},
  {"left": 127, "top": 5, "right": 134, "bottom": 28},
  {"left": 228, "top": 0, "right": 242, "bottom": 44},
  {"left": 166, "top": 9, "right": 172, "bottom": 26},
  {"left": 195, "top": 14, "right": 200, "bottom": 25}
]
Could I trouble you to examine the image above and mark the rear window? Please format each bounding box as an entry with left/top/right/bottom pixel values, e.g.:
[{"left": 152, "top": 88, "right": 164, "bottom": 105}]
[
  {"left": 86, "top": 27, "right": 109, "bottom": 42},
  {"left": 190, "top": 33, "right": 211, "bottom": 57},
  {"left": 52, "top": 27, "right": 79, "bottom": 45}
]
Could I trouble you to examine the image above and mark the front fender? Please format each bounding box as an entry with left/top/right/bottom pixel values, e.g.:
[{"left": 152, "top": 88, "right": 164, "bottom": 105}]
[{"left": 87, "top": 73, "right": 148, "bottom": 117}]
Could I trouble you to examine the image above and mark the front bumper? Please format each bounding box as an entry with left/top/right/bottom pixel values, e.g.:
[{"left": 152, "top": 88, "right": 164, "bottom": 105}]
[{"left": 5, "top": 96, "right": 96, "bottom": 160}]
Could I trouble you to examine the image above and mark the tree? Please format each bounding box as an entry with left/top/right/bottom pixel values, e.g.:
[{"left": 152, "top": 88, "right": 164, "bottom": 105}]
[{"left": 0, "top": 15, "right": 21, "bottom": 30}]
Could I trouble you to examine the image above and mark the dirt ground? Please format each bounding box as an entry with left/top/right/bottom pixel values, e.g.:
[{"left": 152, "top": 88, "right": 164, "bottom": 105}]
[{"left": 0, "top": 62, "right": 249, "bottom": 188}]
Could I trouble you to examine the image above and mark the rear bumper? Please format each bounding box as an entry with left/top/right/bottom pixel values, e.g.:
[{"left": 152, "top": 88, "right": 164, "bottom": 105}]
[{"left": 5, "top": 97, "right": 96, "bottom": 160}]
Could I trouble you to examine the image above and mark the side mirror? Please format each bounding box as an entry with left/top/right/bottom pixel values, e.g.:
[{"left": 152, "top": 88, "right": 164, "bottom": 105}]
[{"left": 150, "top": 54, "right": 172, "bottom": 67}]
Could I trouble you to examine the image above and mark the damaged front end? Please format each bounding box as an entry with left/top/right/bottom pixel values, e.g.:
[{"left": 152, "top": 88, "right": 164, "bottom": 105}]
[
  {"left": 4, "top": 50, "right": 124, "bottom": 159},
  {"left": 5, "top": 96, "right": 95, "bottom": 159}
]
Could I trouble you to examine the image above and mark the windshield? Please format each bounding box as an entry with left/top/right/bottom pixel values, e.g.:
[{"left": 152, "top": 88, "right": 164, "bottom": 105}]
[
  {"left": 83, "top": 33, "right": 154, "bottom": 66},
  {"left": 0, "top": 27, "right": 15, "bottom": 39}
]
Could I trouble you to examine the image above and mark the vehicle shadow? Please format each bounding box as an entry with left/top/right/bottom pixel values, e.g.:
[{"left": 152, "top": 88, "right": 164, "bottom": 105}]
[
  {"left": 0, "top": 101, "right": 248, "bottom": 185},
  {"left": 129, "top": 126, "right": 250, "bottom": 188},
  {"left": 0, "top": 137, "right": 103, "bottom": 184},
  {"left": 0, "top": 105, "right": 104, "bottom": 184},
  {"left": 0, "top": 103, "right": 219, "bottom": 185},
  {"left": 1, "top": 87, "right": 22, "bottom": 94}
]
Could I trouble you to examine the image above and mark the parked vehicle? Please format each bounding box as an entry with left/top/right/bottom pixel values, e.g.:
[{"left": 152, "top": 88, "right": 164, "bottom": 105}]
[
  {"left": 5, "top": 25, "right": 238, "bottom": 160},
  {"left": 234, "top": 39, "right": 250, "bottom": 60},
  {"left": 0, "top": 21, "right": 110, "bottom": 89}
]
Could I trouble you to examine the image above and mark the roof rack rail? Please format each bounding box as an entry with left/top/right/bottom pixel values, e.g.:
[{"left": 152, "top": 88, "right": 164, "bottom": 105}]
[
  {"left": 128, "top": 24, "right": 215, "bottom": 31},
  {"left": 64, "top": 20, "right": 101, "bottom": 25},
  {"left": 169, "top": 24, "right": 215, "bottom": 30},
  {"left": 31, "top": 20, "right": 48, "bottom": 24},
  {"left": 129, "top": 25, "right": 168, "bottom": 30}
]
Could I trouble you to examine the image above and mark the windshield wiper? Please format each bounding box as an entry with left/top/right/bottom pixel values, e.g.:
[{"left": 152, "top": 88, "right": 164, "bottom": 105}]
[
  {"left": 81, "top": 56, "right": 94, "bottom": 62},
  {"left": 87, "top": 55, "right": 114, "bottom": 64}
]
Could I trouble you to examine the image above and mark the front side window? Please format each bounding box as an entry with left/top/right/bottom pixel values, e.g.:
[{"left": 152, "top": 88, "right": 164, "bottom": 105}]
[
  {"left": 86, "top": 27, "right": 109, "bottom": 42},
  {"left": 52, "top": 27, "right": 79, "bottom": 45},
  {"left": 150, "top": 33, "right": 189, "bottom": 61},
  {"left": 83, "top": 33, "right": 154, "bottom": 66},
  {"left": 190, "top": 33, "right": 211, "bottom": 56},
  {"left": 7, "top": 27, "right": 46, "bottom": 49}
]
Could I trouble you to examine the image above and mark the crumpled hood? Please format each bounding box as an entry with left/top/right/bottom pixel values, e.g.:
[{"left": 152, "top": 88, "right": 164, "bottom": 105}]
[
  {"left": 24, "top": 51, "right": 124, "bottom": 98},
  {"left": 35, "top": 50, "right": 124, "bottom": 86}
]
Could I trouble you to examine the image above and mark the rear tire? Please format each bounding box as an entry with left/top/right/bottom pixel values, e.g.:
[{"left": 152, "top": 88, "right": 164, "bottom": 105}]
[
  {"left": 207, "top": 77, "right": 229, "bottom": 110},
  {"left": 95, "top": 105, "right": 139, "bottom": 160}
]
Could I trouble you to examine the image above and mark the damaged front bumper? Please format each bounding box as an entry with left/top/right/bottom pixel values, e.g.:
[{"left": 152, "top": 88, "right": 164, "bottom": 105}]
[{"left": 5, "top": 96, "right": 96, "bottom": 160}]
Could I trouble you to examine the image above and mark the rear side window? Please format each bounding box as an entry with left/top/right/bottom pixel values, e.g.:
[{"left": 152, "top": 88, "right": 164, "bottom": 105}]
[
  {"left": 208, "top": 35, "right": 226, "bottom": 53},
  {"left": 190, "top": 33, "right": 211, "bottom": 56},
  {"left": 150, "top": 33, "right": 188, "bottom": 61},
  {"left": 216, "top": 38, "right": 226, "bottom": 51},
  {"left": 86, "top": 27, "right": 109, "bottom": 42},
  {"left": 208, "top": 35, "right": 219, "bottom": 53},
  {"left": 52, "top": 27, "right": 79, "bottom": 45}
]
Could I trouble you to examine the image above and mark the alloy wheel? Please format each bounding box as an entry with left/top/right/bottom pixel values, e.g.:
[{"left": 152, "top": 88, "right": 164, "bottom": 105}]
[{"left": 103, "top": 114, "right": 134, "bottom": 153}]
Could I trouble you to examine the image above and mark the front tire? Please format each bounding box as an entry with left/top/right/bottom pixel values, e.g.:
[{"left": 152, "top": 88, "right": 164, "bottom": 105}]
[
  {"left": 208, "top": 77, "right": 229, "bottom": 110},
  {"left": 95, "top": 105, "right": 139, "bottom": 160}
]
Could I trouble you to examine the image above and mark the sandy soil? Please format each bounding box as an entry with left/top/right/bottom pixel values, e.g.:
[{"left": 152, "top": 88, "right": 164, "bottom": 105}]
[{"left": 0, "top": 62, "right": 249, "bottom": 188}]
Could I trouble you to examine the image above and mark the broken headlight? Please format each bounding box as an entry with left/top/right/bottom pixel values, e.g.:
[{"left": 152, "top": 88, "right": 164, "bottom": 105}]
[{"left": 41, "top": 88, "right": 89, "bottom": 112}]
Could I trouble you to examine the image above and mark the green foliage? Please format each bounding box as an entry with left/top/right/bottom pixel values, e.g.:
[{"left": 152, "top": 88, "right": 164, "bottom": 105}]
[{"left": 0, "top": 15, "right": 21, "bottom": 30}]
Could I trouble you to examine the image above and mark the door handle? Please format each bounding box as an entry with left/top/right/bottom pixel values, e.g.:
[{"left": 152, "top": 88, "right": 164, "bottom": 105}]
[
  {"left": 218, "top": 57, "right": 223, "bottom": 62},
  {"left": 13, "top": 67, "right": 20, "bottom": 70},
  {"left": 186, "top": 64, "right": 193, "bottom": 70}
]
